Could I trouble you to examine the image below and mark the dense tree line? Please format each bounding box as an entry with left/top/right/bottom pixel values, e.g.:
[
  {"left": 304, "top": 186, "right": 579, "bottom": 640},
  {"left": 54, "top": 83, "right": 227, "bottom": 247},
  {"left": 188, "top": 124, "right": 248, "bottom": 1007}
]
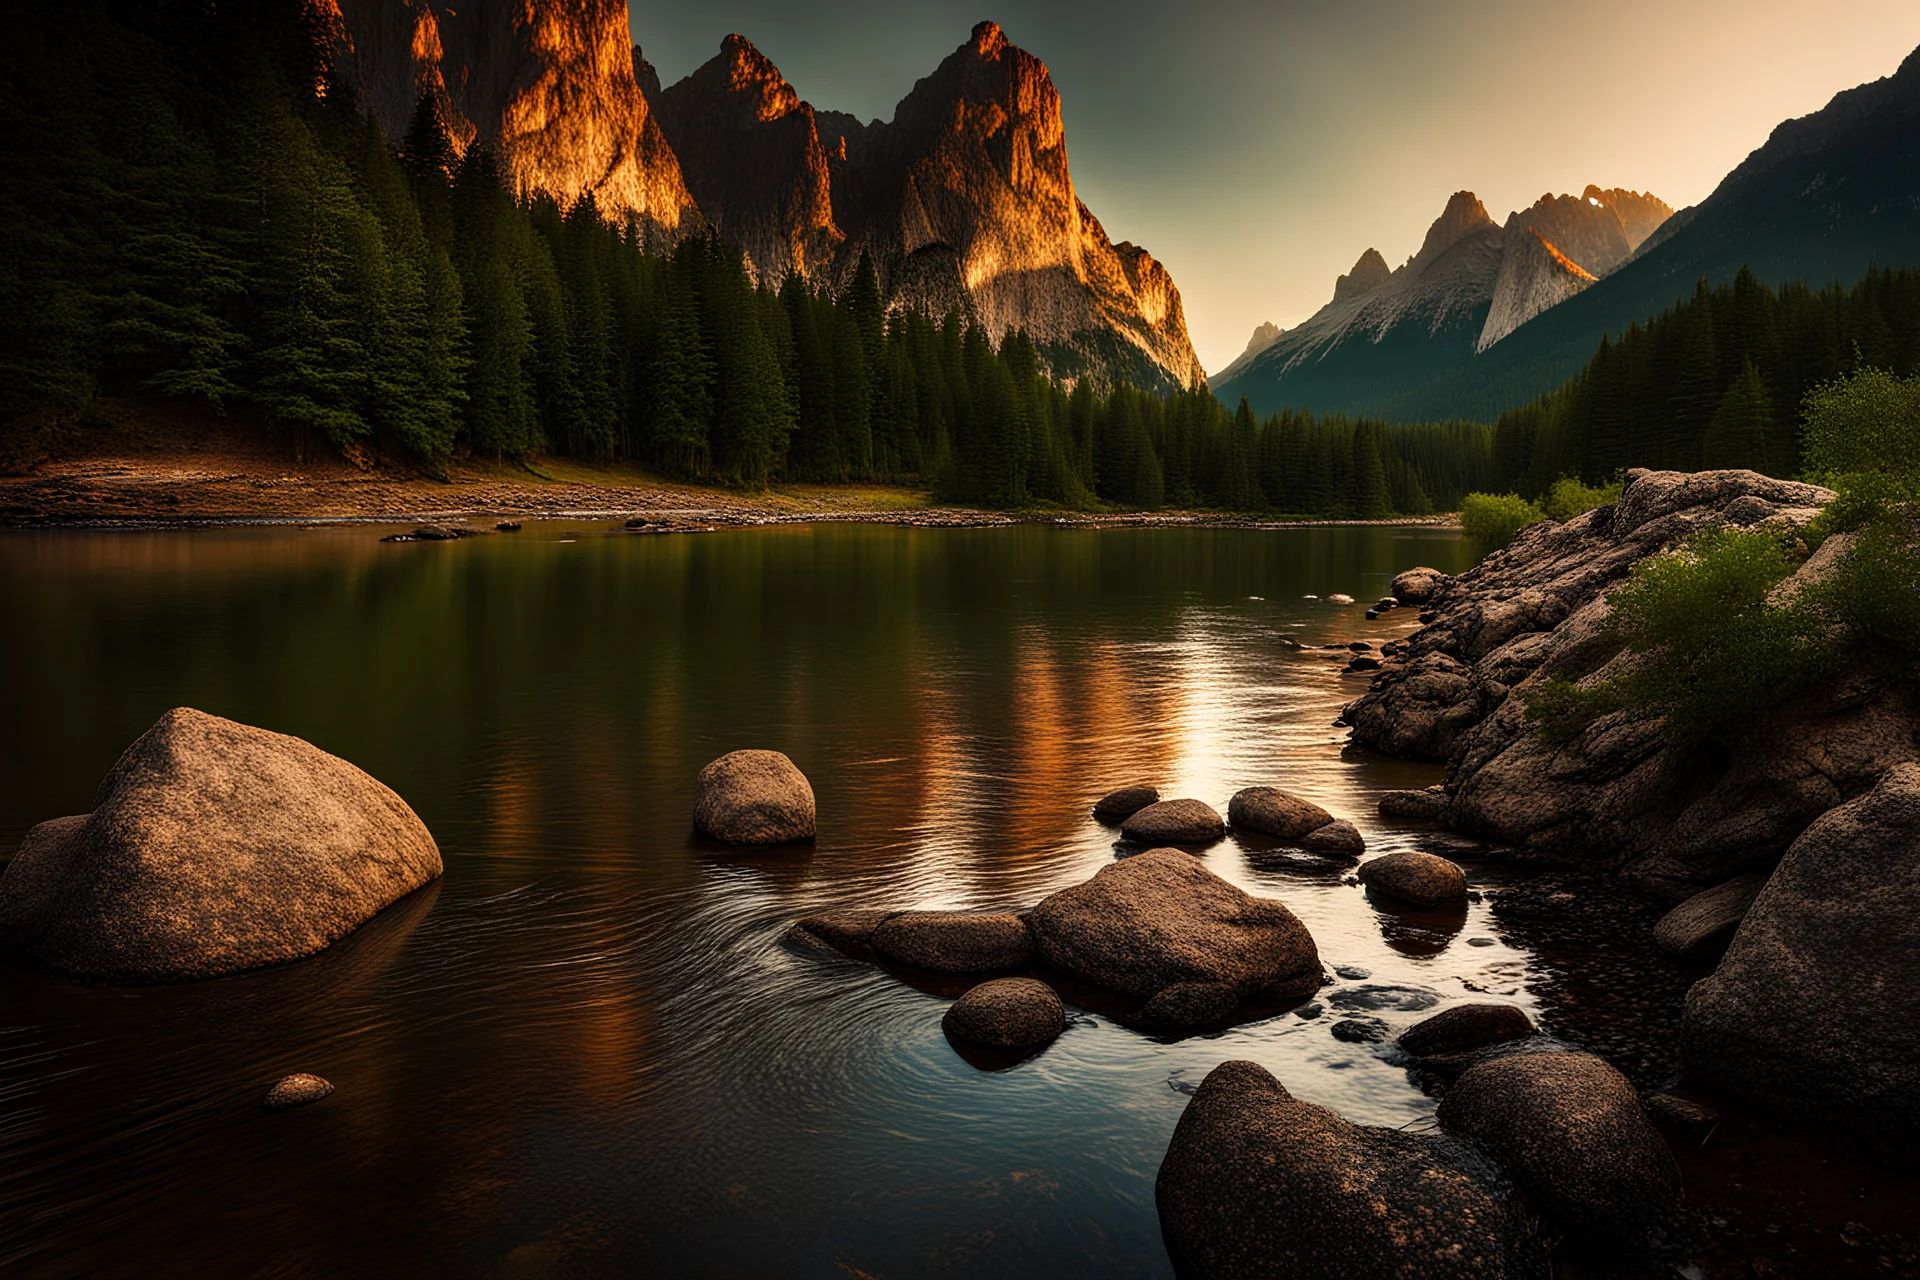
[
  {"left": 1490, "top": 266, "right": 1920, "bottom": 496},
  {"left": 1, "top": 0, "right": 1501, "bottom": 517}
]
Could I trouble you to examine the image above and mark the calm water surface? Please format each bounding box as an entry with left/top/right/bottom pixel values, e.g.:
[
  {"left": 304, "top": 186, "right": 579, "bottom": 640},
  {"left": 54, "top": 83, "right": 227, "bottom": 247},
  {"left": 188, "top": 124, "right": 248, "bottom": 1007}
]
[{"left": 0, "top": 522, "right": 1526, "bottom": 1277}]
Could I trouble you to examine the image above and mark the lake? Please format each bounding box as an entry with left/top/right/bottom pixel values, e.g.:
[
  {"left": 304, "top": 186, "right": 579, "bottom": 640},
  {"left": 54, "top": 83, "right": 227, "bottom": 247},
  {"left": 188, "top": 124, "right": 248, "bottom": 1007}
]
[{"left": 0, "top": 521, "right": 1542, "bottom": 1276}]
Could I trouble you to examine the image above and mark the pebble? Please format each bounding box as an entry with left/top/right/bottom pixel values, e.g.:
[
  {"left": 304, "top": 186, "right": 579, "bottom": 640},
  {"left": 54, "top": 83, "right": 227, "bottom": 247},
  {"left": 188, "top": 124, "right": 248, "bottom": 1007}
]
[{"left": 264, "top": 1073, "right": 333, "bottom": 1110}]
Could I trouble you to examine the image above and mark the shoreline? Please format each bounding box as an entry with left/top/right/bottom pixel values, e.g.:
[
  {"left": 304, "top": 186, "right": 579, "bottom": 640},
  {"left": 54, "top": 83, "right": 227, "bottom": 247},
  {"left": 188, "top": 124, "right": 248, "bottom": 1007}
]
[{"left": 0, "top": 452, "right": 1464, "bottom": 533}]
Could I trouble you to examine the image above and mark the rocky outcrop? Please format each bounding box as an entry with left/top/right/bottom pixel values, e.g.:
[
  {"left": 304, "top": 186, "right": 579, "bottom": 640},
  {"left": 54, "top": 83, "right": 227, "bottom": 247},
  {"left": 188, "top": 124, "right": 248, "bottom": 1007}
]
[
  {"left": 1436, "top": 1052, "right": 1681, "bottom": 1247},
  {"left": 1343, "top": 468, "right": 1879, "bottom": 895},
  {"left": 1027, "top": 849, "right": 1320, "bottom": 1000},
  {"left": 652, "top": 36, "right": 842, "bottom": 286},
  {"left": 1682, "top": 764, "right": 1920, "bottom": 1140},
  {"left": 316, "top": 0, "right": 701, "bottom": 235},
  {"left": 1158, "top": 1060, "right": 1547, "bottom": 1279},
  {"left": 0, "top": 708, "right": 442, "bottom": 981},
  {"left": 943, "top": 977, "right": 1064, "bottom": 1048},
  {"left": 1332, "top": 247, "right": 1392, "bottom": 304},
  {"left": 693, "top": 750, "right": 816, "bottom": 845}
]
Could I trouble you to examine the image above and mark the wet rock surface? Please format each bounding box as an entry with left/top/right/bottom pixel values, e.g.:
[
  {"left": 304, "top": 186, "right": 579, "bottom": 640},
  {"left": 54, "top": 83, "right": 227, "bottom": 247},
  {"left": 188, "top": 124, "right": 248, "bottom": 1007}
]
[
  {"left": 1683, "top": 763, "right": 1920, "bottom": 1141},
  {"left": 1399, "top": 1003, "right": 1535, "bottom": 1057},
  {"left": 869, "top": 911, "right": 1033, "bottom": 974},
  {"left": 1091, "top": 785, "right": 1159, "bottom": 820},
  {"left": 0, "top": 707, "right": 442, "bottom": 981},
  {"left": 942, "top": 978, "right": 1064, "bottom": 1049},
  {"left": 1297, "top": 818, "right": 1365, "bottom": 856},
  {"left": 264, "top": 1073, "right": 334, "bottom": 1110},
  {"left": 1131, "top": 981, "right": 1239, "bottom": 1034},
  {"left": 790, "top": 908, "right": 895, "bottom": 959},
  {"left": 1118, "top": 798, "right": 1225, "bottom": 846},
  {"left": 1651, "top": 873, "right": 1767, "bottom": 961},
  {"left": 1378, "top": 786, "right": 1451, "bottom": 822},
  {"left": 1356, "top": 850, "right": 1467, "bottom": 907},
  {"left": 1226, "top": 786, "right": 1332, "bottom": 840},
  {"left": 1437, "top": 1051, "right": 1681, "bottom": 1247},
  {"left": 1028, "top": 849, "right": 1320, "bottom": 1000},
  {"left": 1158, "top": 1059, "right": 1548, "bottom": 1279},
  {"left": 692, "top": 749, "right": 817, "bottom": 845}
]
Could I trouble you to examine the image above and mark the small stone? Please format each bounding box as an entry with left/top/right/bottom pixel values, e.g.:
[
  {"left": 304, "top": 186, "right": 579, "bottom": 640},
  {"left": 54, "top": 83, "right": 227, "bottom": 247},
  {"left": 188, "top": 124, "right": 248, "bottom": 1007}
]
[
  {"left": 1347, "top": 656, "right": 1383, "bottom": 672},
  {"left": 1348, "top": 642, "right": 1374, "bottom": 652},
  {"left": 693, "top": 749, "right": 815, "bottom": 845},
  {"left": 1330, "top": 1016, "right": 1390, "bottom": 1043},
  {"left": 943, "top": 978, "right": 1064, "bottom": 1049},
  {"left": 1333, "top": 965, "right": 1371, "bottom": 980},
  {"left": 1227, "top": 787, "right": 1333, "bottom": 840},
  {"left": 1299, "top": 820, "right": 1366, "bottom": 856},
  {"left": 1327, "top": 593, "right": 1355, "bottom": 605},
  {"left": 1092, "top": 785, "right": 1160, "bottom": 820},
  {"left": 1468, "top": 936, "right": 1496, "bottom": 947},
  {"left": 1294, "top": 1002, "right": 1324, "bottom": 1020},
  {"left": 264, "top": 1073, "right": 333, "bottom": 1110},
  {"left": 1378, "top": 788, "right": 1451, "bottom": 823},
  {"left": 495, "top": 520, "right": 522, "bottom": 532}
]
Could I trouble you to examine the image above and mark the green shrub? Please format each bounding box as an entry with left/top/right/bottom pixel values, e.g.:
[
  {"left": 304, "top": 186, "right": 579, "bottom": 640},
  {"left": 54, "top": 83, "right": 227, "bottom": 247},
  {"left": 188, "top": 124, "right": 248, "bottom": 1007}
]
[
  {"left": 1460, "top": 492, "right": 1545, "bottom": 547},
  {"left": 1539, "top": 475, "right": 1624, "bottom": 523},
  {"left": 1800, "top": 366, "right": 1920, "bottom": 480}
]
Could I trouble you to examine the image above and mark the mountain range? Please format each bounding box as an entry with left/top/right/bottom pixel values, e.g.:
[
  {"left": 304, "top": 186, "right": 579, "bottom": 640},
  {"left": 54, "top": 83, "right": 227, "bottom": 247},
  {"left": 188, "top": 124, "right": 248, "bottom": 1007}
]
[
  {"left": 314, "top": 3, "right": 1205, "bottom": 393},
  {"left": 1218, "top": 45, "right": 1920, "bottom": 421}
]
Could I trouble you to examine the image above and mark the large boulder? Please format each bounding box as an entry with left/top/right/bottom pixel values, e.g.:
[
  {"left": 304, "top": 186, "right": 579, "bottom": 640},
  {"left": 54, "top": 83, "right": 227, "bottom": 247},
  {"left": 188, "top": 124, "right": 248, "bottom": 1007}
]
[
  {"left": 1027, "top": 849, "right": 1320, "bottom": 999},
  {"left": 1437, "top": 1051, "right": 1681, "bottom": 1246},
  {"left": 1226, "top": 787, "right": 1332, "bottom": 840},
  {"left": 1682, "top": 764, "right": 1920, "bottom": 1138},
  {"left": 1158, "top": 1060, "right": 1547, "bottom": 1279},
  {"left": 1356, "top": 851, "right": 1468, "bottom": 907},
  {"left": 1651, "top": 872, "right": 1767, "bottom": 960},
  {"left": 943, "top": 977, "right": 1064, "bottom": 1048},
  {"left": 1119, "top": 798, "right": 1225, "bottom": 846},
  {"left": 692, "top": 749, "right": 816, "bottom": 845},
  {"left": 0, "top": 708, "right": 442, "bottom": 981},
  {"left": 1391, "top": 566, "right": 1451, "bottom": 605},
  {"left": 869, "top": 911, "right": 1033, "bottom": 973}
]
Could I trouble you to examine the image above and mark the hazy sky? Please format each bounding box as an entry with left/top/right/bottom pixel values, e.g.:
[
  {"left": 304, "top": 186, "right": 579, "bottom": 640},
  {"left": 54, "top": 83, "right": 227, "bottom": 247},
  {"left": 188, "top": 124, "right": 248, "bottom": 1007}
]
[{"left": 629, "top": 0, "right": 1920, "bottom": 374}]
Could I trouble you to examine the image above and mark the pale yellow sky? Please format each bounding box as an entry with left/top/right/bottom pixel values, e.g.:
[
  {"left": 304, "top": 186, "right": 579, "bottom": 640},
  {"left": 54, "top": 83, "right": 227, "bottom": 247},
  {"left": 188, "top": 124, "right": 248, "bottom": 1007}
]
[{"left": 636, "top": 0, "right": 1920, "bottom": 372}]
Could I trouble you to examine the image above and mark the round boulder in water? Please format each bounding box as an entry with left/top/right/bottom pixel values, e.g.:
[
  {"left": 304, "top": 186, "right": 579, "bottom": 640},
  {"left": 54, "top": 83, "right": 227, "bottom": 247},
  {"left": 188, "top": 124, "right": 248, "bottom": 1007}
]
[
  {"left": 943, "top": 977, "right": 1064, "bottom": 1048},
  {"left": 1391, "top": 566, "right": 1450, "bottom": 605},
  {"left": 0, "top": 708, "right": 442, "bottom": 981},
  {"left": 1299, "top": 819, "right": 1366, "bottom": 857},
  {"left": 1399, "top": 1003, "right": 1535, "bottom": 1057},
  {"left": 692, "top": 749, "right": 816, "bottom": 845},
  {"left": 1158, "top": 1060, "right": 1546, "bottom": 1278},
  {"left": 1437, "top": 1051, "right": 1681, "bottom": 1246},
  {"left": 1227, "top": 787, "right": 1333, "bottom": 841},
  {"left": 1119, "top": 798, "right": 1225, "bottom": 846},
  {"left": 1357, "top": 850, "right": 1468, "bottom": 907},
  {"left": 1134, "top": 981, "right": 1240, "bottom": 1033},
  {"left": 1092, "top": 785, "right": 1160, "bottom": 820},
  {"left": 264, "top": 1073, "right": 334, "bottom": 1110}
]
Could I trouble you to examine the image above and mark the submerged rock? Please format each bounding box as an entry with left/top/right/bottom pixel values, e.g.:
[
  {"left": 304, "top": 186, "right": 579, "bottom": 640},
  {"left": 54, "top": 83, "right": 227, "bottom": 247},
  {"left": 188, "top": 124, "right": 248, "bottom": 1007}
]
[
  {"left": 1092, "top": 785, "right": 1160, "bottom": 820},
  {"left": 1652, "top": 872, "right": 1767, "bottom": 961},
  {"left": 1437, "top": 1051, "right": 1681, "bottom": 1246},
  {"left": 1118, "top": 798, "right": 1225, "bottom": 846},
  {"left": 692, "top": 749, "right": 816, "bottom": 845},
  {"left": 869, "top": 911, "right": 1033, "bottom": 973},
  {"left": 943, "top": 978, "right": 1064, "bottom": 1048},
  {"left": 1356, "top": 850, "right": 1468, "bottom": 907},
  {"left": 1158, "top": 1060, "right": 1547, "bottom": 1279},
  {"left": 1683, "top": 763, "right": 1920, "bottom": 1140},
  {"left": 264, "top": 1073, "right": 334, "bottom": 1110},
  {"left": 1330, "top": 1016, "right": 1390, "bottom": 1043},
  {"left": 1028, "top": 849, "right": 1320, "bottom": 1000},
  {"left": 1399, "top": 1003, "right": 1535, "bottom": 1057},
  {"left": 1132, "top": 981, "right": 1239, "bottom": 1034},
  {"left": 0, "top": 708, "right": 442, "bottom": 981},
  {"left": 1226, "top": 786, "right": 1333, "bottom": 840},
  {"left": 791, "top": 908, "right": 895, "bottom": 959}
]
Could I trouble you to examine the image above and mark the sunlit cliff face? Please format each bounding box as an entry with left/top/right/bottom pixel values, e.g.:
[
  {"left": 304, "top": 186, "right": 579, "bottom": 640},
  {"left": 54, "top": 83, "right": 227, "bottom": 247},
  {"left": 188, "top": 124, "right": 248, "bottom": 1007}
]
[{"left": 317, "top": 0, "right": 700, "bottom": 234}]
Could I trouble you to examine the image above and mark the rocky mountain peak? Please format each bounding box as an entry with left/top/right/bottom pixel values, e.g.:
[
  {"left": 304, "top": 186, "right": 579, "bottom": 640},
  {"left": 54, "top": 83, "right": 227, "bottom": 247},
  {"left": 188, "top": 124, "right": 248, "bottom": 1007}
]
[
  {"left": 632, "top": 44, "right": 661, "bottom": 102},
  {"left": 1415, "top": 192, "right": 1498, "bottom": 265},
  {"left": 970, "top": 20, "right": 1009, "bottom": 57},
  {"left": 1333, "top": 248, "right": 1392, "bottom": 303},
  {"left": 1582, "top": 186, "right": 1675, "bottom": 251}
]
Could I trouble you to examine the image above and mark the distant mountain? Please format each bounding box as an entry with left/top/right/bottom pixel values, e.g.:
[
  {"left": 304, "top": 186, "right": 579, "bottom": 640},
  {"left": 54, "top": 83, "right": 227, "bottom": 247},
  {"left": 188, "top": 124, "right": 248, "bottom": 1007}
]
[
  {"left": 320, "top": 5, "right": 1204, "bottom": 394},
  {"left": 1211, "top": 321, "right": 1284, "bottom": 383},
  {"left": 1214, "top": 187, "right": 1669, "bottom": 415},
  {"left": 1375, "top": 45, "right": 1920, "bottom": 423}
]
